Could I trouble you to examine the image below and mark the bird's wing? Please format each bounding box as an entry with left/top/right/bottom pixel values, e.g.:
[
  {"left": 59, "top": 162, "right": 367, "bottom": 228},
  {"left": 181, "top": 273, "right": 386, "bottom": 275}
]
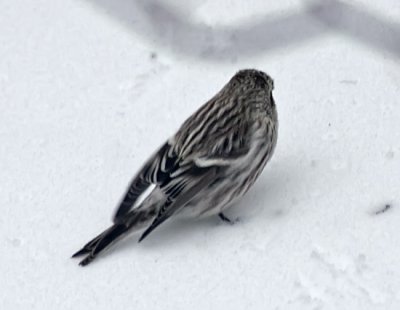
[
  {"left": 138, "top": 162, "right": 219, "bottom": 242},
  {"left": 113, "top": 142, "right": 177, "bottom": 222},
  {"left": 137, "top": 119, "right": 254, "bottom": 241},
  {"left": 191, "top": 117, "right": 254, "bottom": 168}
]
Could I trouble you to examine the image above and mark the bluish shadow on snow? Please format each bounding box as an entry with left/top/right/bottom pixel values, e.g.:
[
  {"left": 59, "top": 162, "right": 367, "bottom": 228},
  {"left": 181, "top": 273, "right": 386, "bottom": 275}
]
[{"left": 84, "top": 0, "right": 400, "bottom": 61}]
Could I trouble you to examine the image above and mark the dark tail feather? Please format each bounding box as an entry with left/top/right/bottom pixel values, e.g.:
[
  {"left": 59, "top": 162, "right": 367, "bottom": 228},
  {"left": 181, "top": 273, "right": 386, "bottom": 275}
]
[
  {"left": 72, "top": 198, "right": 162, "bottom": 266},
  {"left": 71, "top": 229, "right": 108, "bottom": 258},
  {"left": 72, "top": 224, "right": 129, "bottom": 266}
]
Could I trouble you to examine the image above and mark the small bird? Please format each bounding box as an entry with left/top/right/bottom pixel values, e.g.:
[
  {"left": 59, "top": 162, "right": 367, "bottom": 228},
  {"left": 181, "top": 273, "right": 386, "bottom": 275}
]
[{"left": 72, "top": 69, "right": 278, "bottom": 266}]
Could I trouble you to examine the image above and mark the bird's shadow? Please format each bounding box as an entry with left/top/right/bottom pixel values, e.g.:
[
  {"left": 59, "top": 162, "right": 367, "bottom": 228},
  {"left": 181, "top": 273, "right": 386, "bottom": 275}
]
[{"left": 84, "top": 0, "right": 400, "bottom": 61}]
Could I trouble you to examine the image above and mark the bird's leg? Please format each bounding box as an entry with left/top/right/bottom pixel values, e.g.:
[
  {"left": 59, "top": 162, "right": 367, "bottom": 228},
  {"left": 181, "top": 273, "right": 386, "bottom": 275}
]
[{"left": 218, "top": 213, "right": 234, "bottom": 224}]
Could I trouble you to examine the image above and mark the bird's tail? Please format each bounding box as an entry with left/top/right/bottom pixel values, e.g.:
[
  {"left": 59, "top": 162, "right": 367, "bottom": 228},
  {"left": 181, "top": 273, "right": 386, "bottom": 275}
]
[
  {"left": 72, "top": 224, "right": 131, "bottom": 266},
  {"left": 72, "top": 203, "right": 159, "bottom": 266}
]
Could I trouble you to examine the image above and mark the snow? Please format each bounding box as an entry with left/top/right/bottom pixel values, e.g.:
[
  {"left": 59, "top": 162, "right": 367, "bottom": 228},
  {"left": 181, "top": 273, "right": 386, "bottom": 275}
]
[{"left": 1, "top": 0, "right": 399, "bottom": 309}]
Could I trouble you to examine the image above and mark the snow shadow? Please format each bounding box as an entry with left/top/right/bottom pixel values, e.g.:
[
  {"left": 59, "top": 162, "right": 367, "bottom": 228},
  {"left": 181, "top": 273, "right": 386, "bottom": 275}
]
[{"left": 85, "top": 0, "right": 400, "bottom": 61}]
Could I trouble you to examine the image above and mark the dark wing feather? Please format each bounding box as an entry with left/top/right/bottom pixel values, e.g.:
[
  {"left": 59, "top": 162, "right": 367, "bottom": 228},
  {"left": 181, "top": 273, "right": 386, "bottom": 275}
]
[
  {"left": 138, "top": 164, "right": 218, "bottom": 242},
  {"left": 113, "top": 142, "right": 178, "bottom": 222}
]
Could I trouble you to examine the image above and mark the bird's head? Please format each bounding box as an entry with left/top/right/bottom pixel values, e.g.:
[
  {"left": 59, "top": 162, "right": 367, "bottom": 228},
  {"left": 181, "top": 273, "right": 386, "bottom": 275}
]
[{"left": 229, "top": 69, "right": 274, "bottom": 94}]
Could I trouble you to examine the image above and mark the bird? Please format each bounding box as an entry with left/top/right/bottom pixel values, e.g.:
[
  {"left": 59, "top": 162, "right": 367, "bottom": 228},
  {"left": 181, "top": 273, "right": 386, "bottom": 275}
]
[{"left": 72, "top": 69, "right": 278, "bottom": 266}]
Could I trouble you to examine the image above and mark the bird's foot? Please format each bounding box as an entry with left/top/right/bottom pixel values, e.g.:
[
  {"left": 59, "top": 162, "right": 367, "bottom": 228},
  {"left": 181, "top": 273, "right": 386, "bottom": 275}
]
[{"left": 218, "top": 213, "right": 238, "bottom": 225}]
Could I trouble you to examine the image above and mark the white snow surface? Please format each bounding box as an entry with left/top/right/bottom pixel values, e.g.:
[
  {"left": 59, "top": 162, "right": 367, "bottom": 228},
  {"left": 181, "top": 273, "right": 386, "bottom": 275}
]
[{"left": 1, "top": 0, "right": 400, "bottom": 309}]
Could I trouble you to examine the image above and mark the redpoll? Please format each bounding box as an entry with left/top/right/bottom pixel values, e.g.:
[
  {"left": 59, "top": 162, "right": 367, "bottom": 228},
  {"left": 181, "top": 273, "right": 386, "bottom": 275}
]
[{"left": 72, "top": 69, "right": 278, "bottom": 266}]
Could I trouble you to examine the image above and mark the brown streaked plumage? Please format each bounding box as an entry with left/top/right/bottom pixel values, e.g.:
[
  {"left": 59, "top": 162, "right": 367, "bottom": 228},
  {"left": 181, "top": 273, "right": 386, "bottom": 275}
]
[{"left": 72, "top": 69, "right": 278, "bottom": 266}]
